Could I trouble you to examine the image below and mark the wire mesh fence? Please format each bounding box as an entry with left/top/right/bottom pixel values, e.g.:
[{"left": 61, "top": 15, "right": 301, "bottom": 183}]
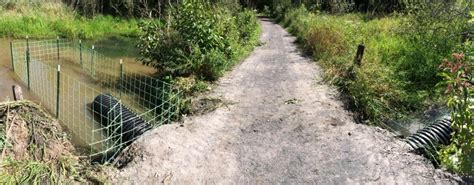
[{"left": 10, "top": 38, "right": 182, "bottom": 162}]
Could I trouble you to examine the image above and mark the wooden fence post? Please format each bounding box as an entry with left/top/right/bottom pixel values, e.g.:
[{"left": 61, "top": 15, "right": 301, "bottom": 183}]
[{"left": 354, "top": 44, "right": 365, "bottom": 66}]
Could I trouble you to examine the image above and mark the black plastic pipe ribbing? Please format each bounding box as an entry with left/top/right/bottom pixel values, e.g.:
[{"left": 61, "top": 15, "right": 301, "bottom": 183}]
[
  {"left": 406, "top": 118, "right": 452, "bottom": 150},
  {"left": 92, "top": 94, "right": 152, "bottom": 146}
]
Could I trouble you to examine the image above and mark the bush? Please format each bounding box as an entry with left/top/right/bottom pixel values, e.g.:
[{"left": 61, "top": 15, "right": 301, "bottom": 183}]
[
  {"left": 236, "top": 10, "right": 260, "bottom": 45},
  {"left": 438, "top": 53, "right": 474, "bottom": 175},
  {"left": 397, "top": 2, "right": 471, "bottom": 91},
  {"left": 271, "top": 0, "right": 291, "bottom": 20},
  {"left": 137, "top": 0, "right": 260, "bottom": 81}
]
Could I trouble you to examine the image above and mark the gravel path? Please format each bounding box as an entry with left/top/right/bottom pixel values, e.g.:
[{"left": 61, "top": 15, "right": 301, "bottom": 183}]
[{"left": 110, "top": 18, "right": 461, "bottom": 184}]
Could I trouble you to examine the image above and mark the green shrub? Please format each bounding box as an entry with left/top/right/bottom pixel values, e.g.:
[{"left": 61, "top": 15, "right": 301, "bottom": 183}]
[
  {"left": 137, "top": 0, "right": 260, "bottom": 81},
  {"left": 397, "top": 2, "right": 471, "bottom": 91},
  {"left": 438, "top": 53, "right": 474, "bottom": 175},
  {"left": 236, "top": 10, "right": 260, "bottom": 45},
  {"left": 271, "top": 0, "right": 292, "bottom": 20}
]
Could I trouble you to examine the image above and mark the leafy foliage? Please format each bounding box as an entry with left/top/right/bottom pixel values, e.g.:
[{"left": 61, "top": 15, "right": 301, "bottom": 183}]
[
  {"left": 398, "top": 2, "right": 471, "bottom": 91},
  {"left": 62, "top": 0, "right": 242, "bottom": 18},
  {"left": 438, "top": 53, "right": 474, "bottom": 175},
  {"left": 137, "top": 0, "right": 260, "bottom": 81},
  {"left": 271, "top": 0, "right": 292, "bottom": 20}
]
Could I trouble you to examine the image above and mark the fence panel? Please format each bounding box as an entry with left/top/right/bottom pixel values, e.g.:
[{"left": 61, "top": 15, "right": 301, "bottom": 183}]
[{"left": 10, "top": 39, "right": 182, "bottom": 163}]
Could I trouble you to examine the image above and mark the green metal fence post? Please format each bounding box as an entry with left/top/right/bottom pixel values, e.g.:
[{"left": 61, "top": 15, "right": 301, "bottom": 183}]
[
  {"left": 79, "top": 40, "right": 83, "bottom": 67},
  {"left": 160, "top": 82, "right": 165, "bottom": 123},
  {"left": 119, "top": 103, "right": 123, "bottom": 152},
  {"left": 91, "top": 45, "right": 95, "bottom": 77},
  {"left": 26, "top": 36, "right": 30, "bottom": 89},
  {"left": 10, "top": 41, "right": 14, "bottom": 72},
  {"left": 56, "top": 36, "right": 60, "bottom": 60},
  {"left": 177, "top": 90, "right": 181, "bottom": 119},
  {"left": 56, "top": 65, "right": 61, "bottom": 118},
  {"left": 119, "top": 59, "right": 123, "bottom": 99},
  {"left": 167, "top": 84, "right": 172, "bottom": 123}
]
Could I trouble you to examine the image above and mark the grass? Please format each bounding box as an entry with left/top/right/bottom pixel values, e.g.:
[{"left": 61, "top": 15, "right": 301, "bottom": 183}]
[
  {"left": 0, "top": 3, "right": 139, "bottom": 39},
  {"left": 281, "top": 7, "right": 421, "bottom": 123}
]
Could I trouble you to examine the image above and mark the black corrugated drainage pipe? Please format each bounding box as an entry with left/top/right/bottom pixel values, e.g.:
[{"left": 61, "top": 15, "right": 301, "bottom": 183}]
[
  {"left": 92, "top": 93, "right": 152, "bottom": 148},
  {"left": 405, "top": 118, "right": 452, "bottom": 150}
]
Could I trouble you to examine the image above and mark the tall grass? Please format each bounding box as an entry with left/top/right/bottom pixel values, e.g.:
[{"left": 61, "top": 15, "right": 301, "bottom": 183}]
[
  {"left": 282, "top": 7, "right": 415, "bottom": 122},
  {"left": 0, "top": 3, "right": 139, "bottom": 39},
  {"left": 280, "top": 5, "right": 469, "bottom": 123}
]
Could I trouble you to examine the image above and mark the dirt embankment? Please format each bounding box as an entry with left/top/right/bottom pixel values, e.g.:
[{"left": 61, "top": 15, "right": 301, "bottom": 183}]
[
  {"left": 0, "top": 101, "right": 107, "bottom": 184},
  {"left": 106, "top": 18, "right": 467, "bottom": 183}
]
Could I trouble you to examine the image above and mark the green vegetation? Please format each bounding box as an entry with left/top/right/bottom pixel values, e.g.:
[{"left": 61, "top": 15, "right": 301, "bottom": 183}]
[
  {"left": 0, "top": 3, "right": 139, "bottom": 39},
  {"left": 272, "top": 2, "right": 472, "bottom": 175},
  {"left": 438, "top": 53, "right": 474, "bottom": 175},
  {"left": 247, "top": 0, "right": 410, "bottom": 13},
  {"left": 280, "top": 6, "right": 417, "bottom": 121},
  {"left": 471, "top": 10, "right": 474, "bottom": 23},
  {"left": 137, "top": 0, "right": 260, "bottom": 81}
]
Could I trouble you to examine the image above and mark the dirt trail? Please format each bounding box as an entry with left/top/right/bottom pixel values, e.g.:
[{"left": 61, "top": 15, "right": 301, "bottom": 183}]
[{"left": 111, "top": 18, "right": 461, "bottom": 183}]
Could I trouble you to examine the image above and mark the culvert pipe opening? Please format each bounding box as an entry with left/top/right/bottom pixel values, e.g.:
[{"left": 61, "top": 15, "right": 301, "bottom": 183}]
[
  {"left": 406, "top": 118, "right": 452, "bottom": 151},
  {"left": 92, "top": 94, "right": 152, "bottom": 152}
]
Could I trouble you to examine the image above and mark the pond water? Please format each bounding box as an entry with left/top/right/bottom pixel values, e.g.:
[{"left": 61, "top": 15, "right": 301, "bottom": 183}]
[
  {"left": 0, "top": 39, "right": 34, "bottom": 101},
  {"left": 0, "top": 36, "right": 155, "bottom": 100},
  {"left": 81, "top": 36, "right": 155, "bottom": 76},
  {"left": 384, "top": 107, "right": 449, "bottom": 137},
  {"left": 0, "top": 36, "right": 156, "bottom": 155},
  {"left": 84, "top": 36, "right": 140, "bottom": 58}
]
